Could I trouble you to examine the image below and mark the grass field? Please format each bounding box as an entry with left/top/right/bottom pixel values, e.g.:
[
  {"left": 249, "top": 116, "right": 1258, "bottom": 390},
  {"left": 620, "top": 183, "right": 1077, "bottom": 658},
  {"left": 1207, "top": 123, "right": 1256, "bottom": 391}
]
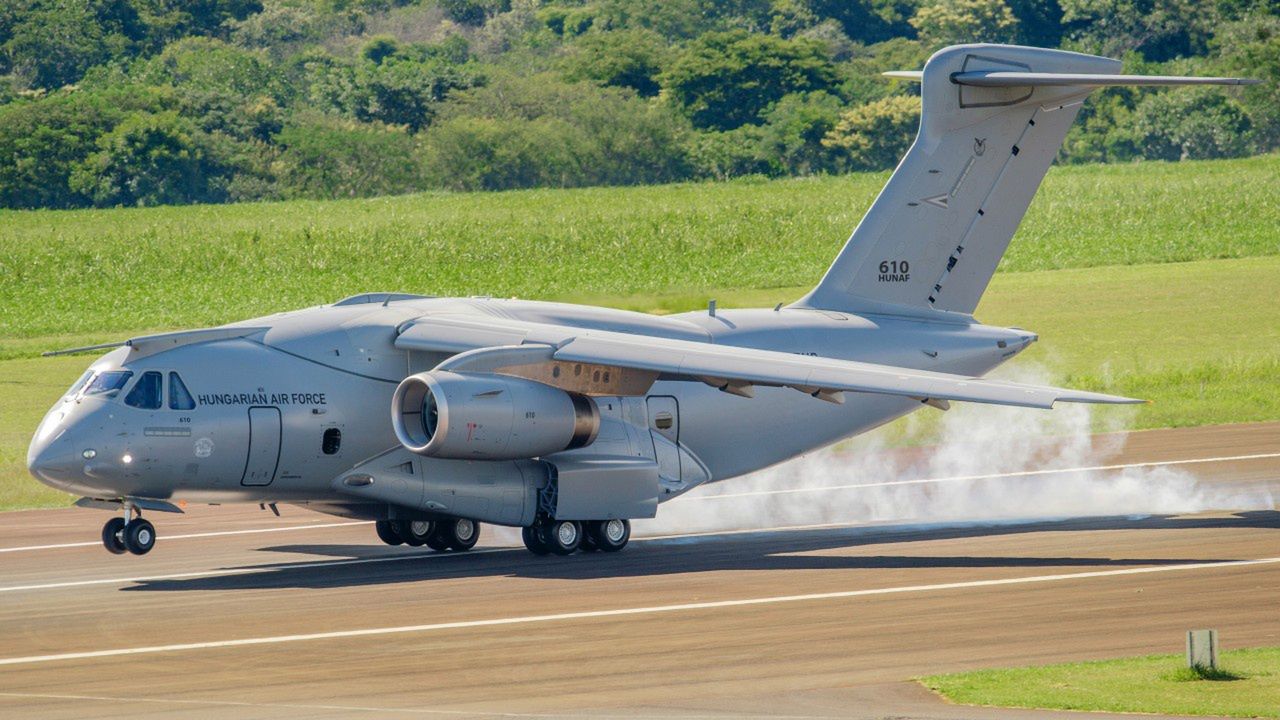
[
  {"left": 1, "top": 155, "right": 1277, "bottom": 339},
  {"left": 922, "top": 647, "right": 1280, "bottom": 717},
  {"left": 2, "top": 157, "right": 1277, "bottom": 510}
]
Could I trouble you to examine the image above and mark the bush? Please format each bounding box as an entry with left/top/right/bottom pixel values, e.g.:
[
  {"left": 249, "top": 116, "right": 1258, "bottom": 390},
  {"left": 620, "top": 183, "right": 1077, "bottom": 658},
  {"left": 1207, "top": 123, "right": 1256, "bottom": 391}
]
[
  {"left": 909, "top": 0, "right": 1020, "bottom": 48},
  {"left": 661, "top": 29, "right": 839, "bottom": 131},
  {"left": 1130, "top": 88, "right": 1253, "bottom": 161},
  {"left": 822, "top": 95, "right": 920, "bottom": 170},
  {"left": 69, "top": 111, "right": 233, "bottom": 206},
  {"left": 421, "top": 77, "right": 690, "bottom": 190},
  {"left": 273, "top": 116, "right": 425, "bottom": 199},
  {"left": 758, "top": 91, "right": 845, "bottom": 175},
  {"left": 564, "top": 29, "right": 669, "bottom": 97},
  {"left": 0, "top": 85, "right": 169, "bottom": 208}
]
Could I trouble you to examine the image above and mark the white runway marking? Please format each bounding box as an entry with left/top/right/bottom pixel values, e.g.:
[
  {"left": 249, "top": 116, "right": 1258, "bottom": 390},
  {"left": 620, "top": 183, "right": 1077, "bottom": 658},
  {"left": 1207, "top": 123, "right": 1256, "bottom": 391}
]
[
  {"left": 0, "top": 692, "right": 839, "bottom": 719},
  {"left": 687, "top": 452, "right": 1280, "bottom": 501},
  {"left": 2, "top": 555, "right": 1277, "bottom": 667},
  {"left": 0, "top": 520, "right": 366, "bottom": 553}
]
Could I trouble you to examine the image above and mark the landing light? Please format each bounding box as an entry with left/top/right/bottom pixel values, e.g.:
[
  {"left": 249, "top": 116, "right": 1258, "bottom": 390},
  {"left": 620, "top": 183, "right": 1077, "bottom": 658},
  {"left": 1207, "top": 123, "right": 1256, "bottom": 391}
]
[
  {"left": 121, "top": 453, "right": 133, "bottom": 465},
  {"left": 81, "top": 449, "right": 96, "bottom": 459}
]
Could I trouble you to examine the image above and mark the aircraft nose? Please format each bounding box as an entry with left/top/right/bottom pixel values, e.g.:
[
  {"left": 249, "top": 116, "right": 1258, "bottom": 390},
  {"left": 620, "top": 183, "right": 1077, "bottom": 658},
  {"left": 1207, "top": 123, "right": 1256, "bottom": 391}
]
[{"left": 26, "top": 420, "right": 82, "bottom": 487}]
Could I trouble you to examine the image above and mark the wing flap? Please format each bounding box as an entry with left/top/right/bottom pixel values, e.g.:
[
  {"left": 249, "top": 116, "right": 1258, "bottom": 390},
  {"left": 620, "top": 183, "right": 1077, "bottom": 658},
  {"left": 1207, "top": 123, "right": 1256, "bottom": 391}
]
[{"left": 396, "top": 315, "right": 1141, "bottom": 410}]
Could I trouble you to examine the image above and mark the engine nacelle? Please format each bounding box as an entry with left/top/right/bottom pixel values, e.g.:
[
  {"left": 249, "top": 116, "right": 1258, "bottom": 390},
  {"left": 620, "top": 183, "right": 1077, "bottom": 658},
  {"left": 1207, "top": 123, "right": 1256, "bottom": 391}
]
[{"left": 391, "top": 371, "right": 599, "bottom": 460}]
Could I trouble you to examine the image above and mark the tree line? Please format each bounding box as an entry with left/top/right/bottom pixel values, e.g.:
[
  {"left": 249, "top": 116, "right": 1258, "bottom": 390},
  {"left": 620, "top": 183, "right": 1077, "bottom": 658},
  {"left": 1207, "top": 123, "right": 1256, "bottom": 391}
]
[{"left": 1, "top": 0, "right": 1278, "bottom": 209}]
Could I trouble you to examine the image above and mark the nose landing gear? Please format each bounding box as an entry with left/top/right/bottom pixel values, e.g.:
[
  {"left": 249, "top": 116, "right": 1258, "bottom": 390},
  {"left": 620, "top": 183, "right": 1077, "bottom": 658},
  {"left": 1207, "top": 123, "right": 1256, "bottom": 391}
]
[{"left": 100, "top": 507, "right": 155, "bottom": 556}]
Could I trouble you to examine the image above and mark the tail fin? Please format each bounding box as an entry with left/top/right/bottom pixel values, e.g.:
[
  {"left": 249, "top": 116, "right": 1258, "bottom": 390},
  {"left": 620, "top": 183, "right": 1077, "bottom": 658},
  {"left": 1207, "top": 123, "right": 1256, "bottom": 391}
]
[{"left": 795, "top": 44, "right": 1256, "bottom": 319}]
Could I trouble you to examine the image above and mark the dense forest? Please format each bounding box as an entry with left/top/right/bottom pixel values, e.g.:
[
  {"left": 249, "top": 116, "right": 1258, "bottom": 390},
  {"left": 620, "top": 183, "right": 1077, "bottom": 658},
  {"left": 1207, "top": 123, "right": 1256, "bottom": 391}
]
[{"left": 1, "top": 0, "right": 1278, "bottom": 209}]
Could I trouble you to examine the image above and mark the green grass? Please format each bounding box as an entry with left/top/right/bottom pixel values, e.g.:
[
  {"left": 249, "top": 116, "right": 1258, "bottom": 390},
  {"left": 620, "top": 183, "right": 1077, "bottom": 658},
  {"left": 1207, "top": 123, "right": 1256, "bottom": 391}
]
[
  {"left": 1, "top": 155, "right": 1277, "bottom": 339},
  {"left": 922, "top": 647, "right": 1280, "bottom": 717}
]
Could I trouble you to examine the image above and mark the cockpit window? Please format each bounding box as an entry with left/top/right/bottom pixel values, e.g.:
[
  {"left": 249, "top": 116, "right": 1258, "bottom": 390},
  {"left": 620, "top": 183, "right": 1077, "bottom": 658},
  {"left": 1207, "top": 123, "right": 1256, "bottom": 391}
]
[
  {"left": 124, "top": 371, "right": 163, "bottom": 409},
  {"left": 84, "top": 371, "right": 132, "bottom": 396},
  {"left": 169, "top": 372, "right": 195, "bottom": 410},
  {"left": 63, "top": 370, "right": 94, "bottom": 399}
]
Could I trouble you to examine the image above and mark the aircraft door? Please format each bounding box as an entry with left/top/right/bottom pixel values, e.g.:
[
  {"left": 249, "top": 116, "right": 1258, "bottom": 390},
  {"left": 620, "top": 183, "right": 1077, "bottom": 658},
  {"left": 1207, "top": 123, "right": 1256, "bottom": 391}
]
[
  {"left": 241, "top": 406, "right": 282, "bottom": 486},
  {"left": 646, "top": 395, "right": 681, "bottom": 482}
]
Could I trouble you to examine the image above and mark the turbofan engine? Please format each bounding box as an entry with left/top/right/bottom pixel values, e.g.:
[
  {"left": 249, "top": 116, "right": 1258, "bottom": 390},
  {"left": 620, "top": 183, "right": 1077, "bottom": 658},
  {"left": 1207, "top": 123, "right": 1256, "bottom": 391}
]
[{"left": 391, "top": 371, "right": 599, "bottom": 460}]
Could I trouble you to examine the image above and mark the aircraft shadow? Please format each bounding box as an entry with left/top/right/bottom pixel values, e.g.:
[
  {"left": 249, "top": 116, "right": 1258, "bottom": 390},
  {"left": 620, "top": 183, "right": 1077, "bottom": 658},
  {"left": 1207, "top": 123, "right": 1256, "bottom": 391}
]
[{"left": 121, "top": 510, "right": 1280, "bottom": 593}]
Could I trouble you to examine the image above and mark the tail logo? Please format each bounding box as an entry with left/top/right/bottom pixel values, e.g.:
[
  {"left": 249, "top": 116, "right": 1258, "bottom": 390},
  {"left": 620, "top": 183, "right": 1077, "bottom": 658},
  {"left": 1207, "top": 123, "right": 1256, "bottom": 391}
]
[{"left": 921, "top": 194, "right": 950, "bottom": 209}]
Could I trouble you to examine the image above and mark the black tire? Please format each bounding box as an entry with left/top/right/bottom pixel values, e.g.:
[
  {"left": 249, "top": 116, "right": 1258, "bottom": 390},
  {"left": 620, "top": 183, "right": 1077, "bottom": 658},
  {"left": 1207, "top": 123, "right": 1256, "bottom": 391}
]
[
  {"left": 448, "top": 518, "right": 480, "bottom": 551},
  {"left": 101, "top": 517, "right": 127, "bottom": 555},
  {"left": 580, "top": 528, "right": 599, "bottom": 552},
  {"left": 522, "top": 525, "right": 550, "bottom": 555},
  {"left": 589, "top": 518, "right": 630, "bottom": 552},
  {"left": 425, "top": 522, "right": 452, "bottom": 551},
  {"left": 547, "top": 520, "right": 582, "bottom": 556},
  {"left": 375, "top": 520, "right": 403, "bottom": 546},
  {"left": 396, "top": 519, "right": 432, "bottom": 547},
  {"left": 123, "top": 518, "right": 155, "bottom": 556}
]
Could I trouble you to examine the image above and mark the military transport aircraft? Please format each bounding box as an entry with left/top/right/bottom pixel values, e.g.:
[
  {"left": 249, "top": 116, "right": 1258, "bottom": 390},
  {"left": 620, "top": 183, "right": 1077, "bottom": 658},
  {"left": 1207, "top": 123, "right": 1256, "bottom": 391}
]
[{"left": 28, "top": 44, "right": 1257, "bottom": 557}]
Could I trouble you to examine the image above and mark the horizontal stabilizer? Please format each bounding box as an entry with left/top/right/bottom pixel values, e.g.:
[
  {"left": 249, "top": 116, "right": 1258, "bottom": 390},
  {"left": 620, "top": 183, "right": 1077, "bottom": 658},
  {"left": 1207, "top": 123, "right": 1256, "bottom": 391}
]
[{"left": 949, "top": 71, "right": 1260, "bottom": 87}]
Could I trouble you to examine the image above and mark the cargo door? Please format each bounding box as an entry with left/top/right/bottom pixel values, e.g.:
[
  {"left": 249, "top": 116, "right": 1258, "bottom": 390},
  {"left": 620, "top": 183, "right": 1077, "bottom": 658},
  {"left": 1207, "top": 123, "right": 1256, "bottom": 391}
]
[
  {"left": 241, "top": 406, "right": 281, "bottom": 486},
  {"left": 646, "top": 395, "right": 681, "bottom": 482}
]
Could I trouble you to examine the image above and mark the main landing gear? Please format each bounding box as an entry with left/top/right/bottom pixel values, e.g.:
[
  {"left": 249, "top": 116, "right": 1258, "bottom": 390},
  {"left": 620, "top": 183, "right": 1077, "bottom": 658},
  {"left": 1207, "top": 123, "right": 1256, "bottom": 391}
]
[
  {"left": 521, "top": 519, "right": 630, "bottom": 556},
  {"left": 375, "top": 517, "right": 481, "bottom": 552},
  {"left": 101, "top": 506, "right": 155, "bottom": 556}
]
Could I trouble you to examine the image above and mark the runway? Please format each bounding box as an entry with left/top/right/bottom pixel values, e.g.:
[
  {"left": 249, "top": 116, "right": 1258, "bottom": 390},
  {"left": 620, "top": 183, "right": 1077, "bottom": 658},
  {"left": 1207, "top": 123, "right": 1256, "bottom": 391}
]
[{"left": 1, "top": 422, "right": 1277, "bottom": 719}]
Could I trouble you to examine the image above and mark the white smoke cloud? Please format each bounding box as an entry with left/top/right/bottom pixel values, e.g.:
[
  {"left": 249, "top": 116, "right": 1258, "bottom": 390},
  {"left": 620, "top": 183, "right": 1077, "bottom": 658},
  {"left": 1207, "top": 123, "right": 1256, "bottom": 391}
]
[{"left": 637, "top": 365, "right": 1276, "bottom": 537}]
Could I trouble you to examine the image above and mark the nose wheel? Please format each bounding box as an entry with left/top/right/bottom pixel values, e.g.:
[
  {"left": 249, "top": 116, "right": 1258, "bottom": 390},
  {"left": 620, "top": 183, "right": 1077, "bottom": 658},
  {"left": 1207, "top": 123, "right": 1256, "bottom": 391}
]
[{"left": 101, "top": 515, "right": 155, "bottom": 556}]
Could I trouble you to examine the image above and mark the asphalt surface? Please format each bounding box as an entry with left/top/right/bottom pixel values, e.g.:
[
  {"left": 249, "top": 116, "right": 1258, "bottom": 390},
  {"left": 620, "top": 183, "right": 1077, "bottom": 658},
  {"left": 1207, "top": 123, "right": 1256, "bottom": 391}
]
[{"left": 0, "top": 422, "right": 1277, "bottom": 719}]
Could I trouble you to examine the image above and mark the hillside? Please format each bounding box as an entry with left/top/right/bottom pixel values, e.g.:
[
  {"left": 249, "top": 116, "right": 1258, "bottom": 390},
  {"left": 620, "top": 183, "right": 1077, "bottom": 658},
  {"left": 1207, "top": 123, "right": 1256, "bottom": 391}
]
[{"left": 1, "top": 0, "right": 1279, "bottom": 210}]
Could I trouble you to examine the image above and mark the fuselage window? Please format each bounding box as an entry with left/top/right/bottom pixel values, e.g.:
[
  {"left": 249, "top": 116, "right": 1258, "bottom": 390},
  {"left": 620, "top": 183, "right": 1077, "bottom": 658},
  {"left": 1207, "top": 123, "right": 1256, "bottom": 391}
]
[
  {"left": 84, "top": 370, "right": 132, "bottom": 396},
  {"left": 322, "top": 428, "right": 342, "bottom": 455},
  {"left": 124, "top": 371, "right": 163, "bottom": 409},
  {"left": 169, "top": 372, "right": 196, "bottom": 410}
]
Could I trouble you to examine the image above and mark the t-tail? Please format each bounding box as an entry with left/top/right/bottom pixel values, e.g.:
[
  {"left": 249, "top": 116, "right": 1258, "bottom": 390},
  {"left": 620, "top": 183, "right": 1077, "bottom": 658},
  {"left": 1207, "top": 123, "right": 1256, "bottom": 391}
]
[{"left": 794, "top": 44, "right": 1257, "bottom": 319}]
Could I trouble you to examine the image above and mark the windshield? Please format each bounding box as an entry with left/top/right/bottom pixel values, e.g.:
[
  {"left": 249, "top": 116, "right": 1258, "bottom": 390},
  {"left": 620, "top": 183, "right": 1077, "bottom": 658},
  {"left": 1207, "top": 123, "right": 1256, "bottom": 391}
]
[
  {"left": 83, "top": 370, "right": 133, "bottom": 396},
  {"left": 62, "top": 370, "right": 94, "bottom": 399}
]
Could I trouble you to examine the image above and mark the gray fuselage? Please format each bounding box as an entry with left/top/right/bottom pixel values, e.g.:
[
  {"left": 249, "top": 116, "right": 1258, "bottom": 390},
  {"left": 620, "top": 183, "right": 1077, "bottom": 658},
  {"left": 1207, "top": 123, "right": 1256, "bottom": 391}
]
[{"left": 28, "top": 295, "right": 1033, "bottom": 519}]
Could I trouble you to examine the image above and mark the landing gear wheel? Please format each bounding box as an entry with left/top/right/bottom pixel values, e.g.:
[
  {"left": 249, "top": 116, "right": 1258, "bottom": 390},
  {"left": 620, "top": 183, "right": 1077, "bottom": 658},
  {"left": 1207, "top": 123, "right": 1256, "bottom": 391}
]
[
  {"left": 589, "top": 519, "right": 630, "bottom": 552},
  {"left": 522, "top": 525, "right": 550, "bottom": 555},
  {"left": 580, "top": 531, "right": 599, "bottom": 552},
  {"left": 375, "top": 520, "right": 403, "bottom": 546},
  {"left": 447, "top": 518, "right": 479, "bottom": 551},
  {"left": 101, "top": 517, "right": 127, "bottom": 555},
  {"left": 123, "top": 518, "right": 155, "bottom": 555},
  {"left": 547, "top": 520, "right": 582, "bottom": 555},
  {"left": 396, "top": 519, "right": 433, "bottom": 547}
]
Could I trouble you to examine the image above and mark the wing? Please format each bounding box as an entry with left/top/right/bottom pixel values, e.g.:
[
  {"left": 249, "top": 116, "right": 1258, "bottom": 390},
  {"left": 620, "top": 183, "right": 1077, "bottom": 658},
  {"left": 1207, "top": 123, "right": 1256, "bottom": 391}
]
[{"left": 395, "top": 315, "right": 1141, "bottom": 410}]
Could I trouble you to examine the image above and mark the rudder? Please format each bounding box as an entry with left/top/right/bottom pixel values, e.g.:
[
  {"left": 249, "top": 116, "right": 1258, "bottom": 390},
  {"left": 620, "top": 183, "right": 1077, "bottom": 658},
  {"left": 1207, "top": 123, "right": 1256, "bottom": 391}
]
[{"left": 795, "top": 45, "right": 1119, "bottom": 317}]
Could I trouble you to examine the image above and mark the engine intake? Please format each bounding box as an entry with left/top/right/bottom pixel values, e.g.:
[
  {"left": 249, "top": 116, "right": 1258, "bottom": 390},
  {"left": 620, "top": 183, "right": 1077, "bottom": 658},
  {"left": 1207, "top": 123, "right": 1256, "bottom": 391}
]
[{"left": 391, "top": 371, "right": 599, "bottom": 460}]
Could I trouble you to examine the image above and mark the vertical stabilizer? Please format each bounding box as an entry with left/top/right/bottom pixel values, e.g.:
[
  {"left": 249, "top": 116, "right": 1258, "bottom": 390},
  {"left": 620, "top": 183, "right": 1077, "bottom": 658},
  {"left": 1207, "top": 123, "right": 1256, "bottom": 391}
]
[{"left": 795, "top": 44, "right": 1117, "bottom": 318}]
